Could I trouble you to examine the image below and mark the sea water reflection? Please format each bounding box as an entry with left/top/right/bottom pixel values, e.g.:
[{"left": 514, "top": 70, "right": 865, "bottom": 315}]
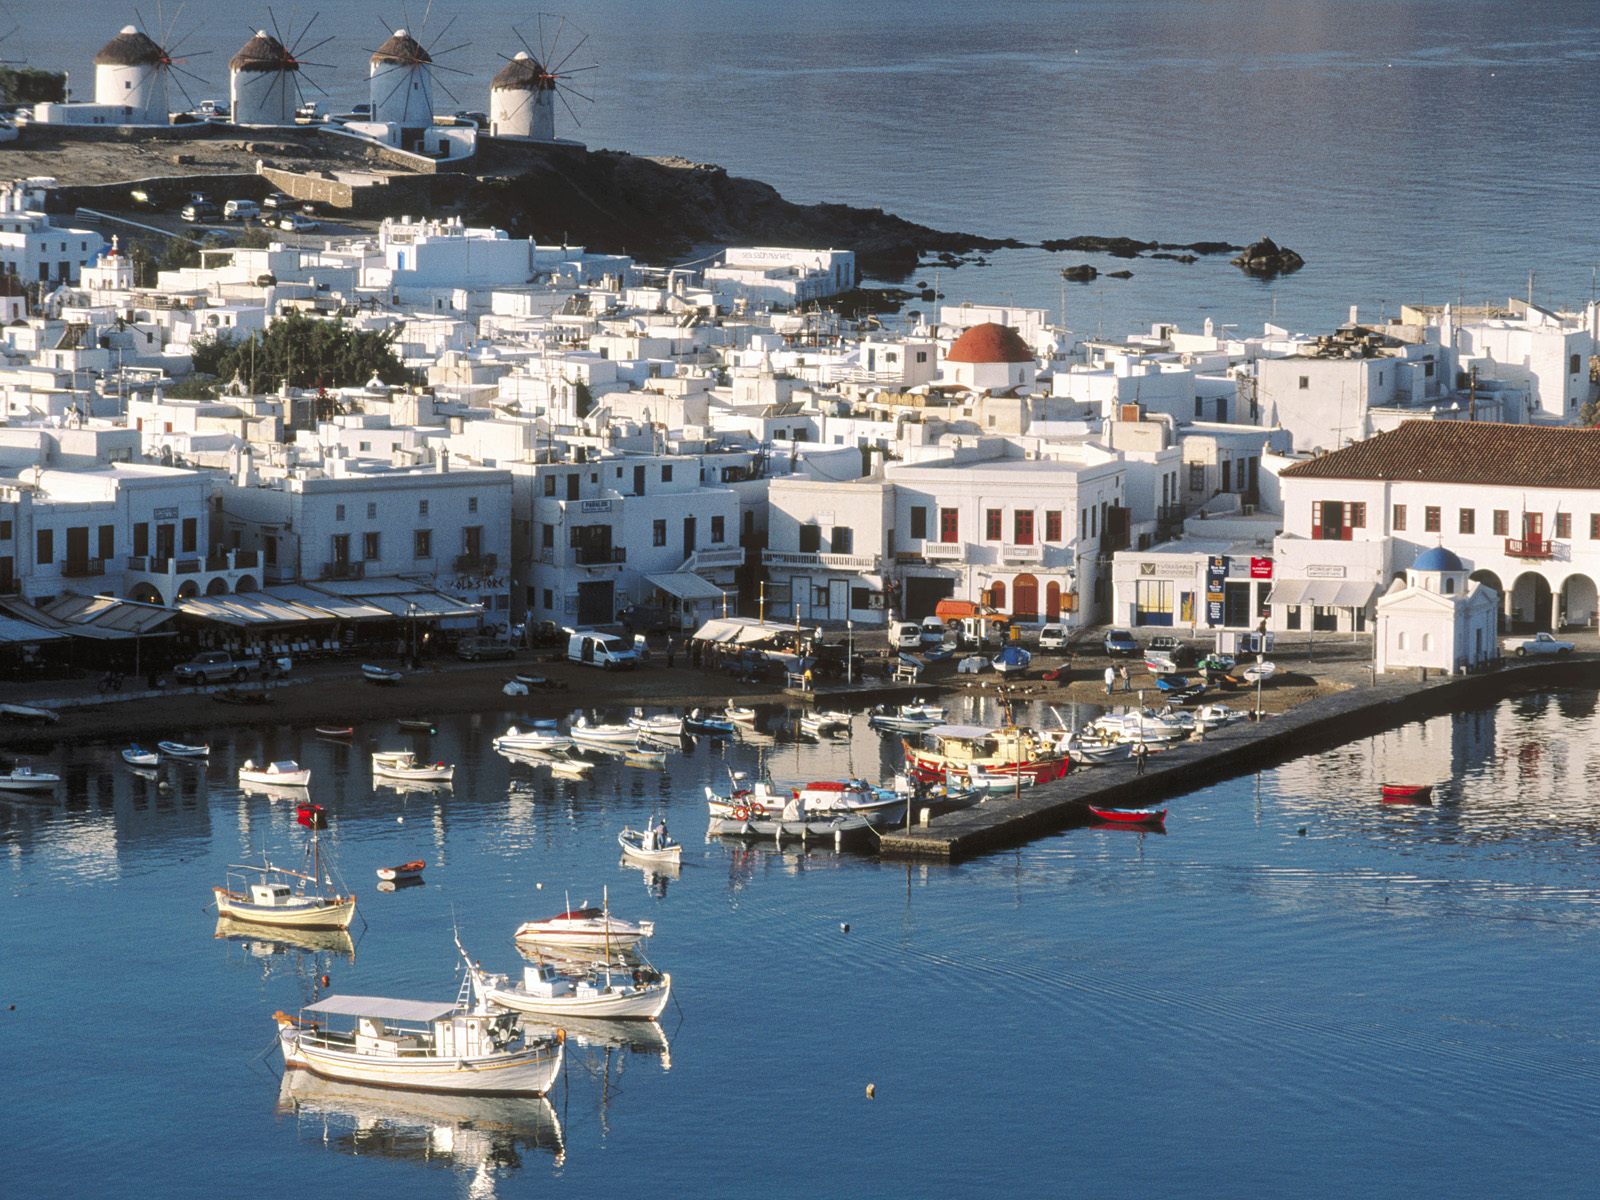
[{"left": 6, "top": 689, "right": 1600, "bottom": 1196}]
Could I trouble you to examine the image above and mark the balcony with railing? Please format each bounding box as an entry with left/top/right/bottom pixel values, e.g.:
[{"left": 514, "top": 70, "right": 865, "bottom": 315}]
[
  {"left": 454, "top": 552, "right": 499, "bottom": 574},
  {"left": 574, "top": 545, "right": 626, "bottom": 566},
  {"left": 1505, "top": 537, "right": 1555, "bottom": 560},
  {"left": 62, "top": 557, "right": 105, "bottom": 578},
  {"left": 124, "top": 547, "right": 265, "bottom": 604},
  {"left": 922, "top": 540, "right": 964, "bottom": 561},
  {"left": 319, "top": 561, "right": 366, "bottom": 581},
  {"left": 1000, "top": 543, "right": 1043, "bottom": 563},
  {"left": 761, "top": 549, "right": 881, "bottom": 572}
]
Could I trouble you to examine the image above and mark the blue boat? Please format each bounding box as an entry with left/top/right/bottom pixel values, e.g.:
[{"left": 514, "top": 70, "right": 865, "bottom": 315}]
[
  {"left": 684, "top": 708, "right": 736, "bottom": 737},
  {"left": 992, "top": 645, "right": 1032, "bottom": 676}
]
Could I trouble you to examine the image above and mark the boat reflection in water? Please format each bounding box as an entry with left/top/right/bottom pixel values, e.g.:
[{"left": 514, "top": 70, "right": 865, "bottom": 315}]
[
  {"left": 213, "top": 916, "right": 356, "bottom": 962},
  {"left": 276, "top": 1069, "right": 565, "bottom": 1174},
  {"left": 524, "top": 1014, "right": 673, "bottom": 1072},
  {"left": 618, "top": 852, "right": 680, "bottom": 899}
]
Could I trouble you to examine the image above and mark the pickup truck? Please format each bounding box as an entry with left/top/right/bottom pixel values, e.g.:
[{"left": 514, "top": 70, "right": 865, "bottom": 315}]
[
  {"left": 173, "top": 650, "right": 260, "bottom": 685},
  {"left": 1502, "top": 632, "right": 1575, "bottom": 657}
]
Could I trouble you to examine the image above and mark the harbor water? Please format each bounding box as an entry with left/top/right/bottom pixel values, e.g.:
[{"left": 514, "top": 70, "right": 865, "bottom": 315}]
[
  {"left": 31, "top": 0, "right": 1600, "bottom": 333},
  {"left": 4, "top": 690, "right": 1599, "bottom": 1197}
]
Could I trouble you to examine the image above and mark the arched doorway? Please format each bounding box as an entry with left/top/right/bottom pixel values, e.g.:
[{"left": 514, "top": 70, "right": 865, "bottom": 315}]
[
  {"left": 1045, "top": 581, "right": 1061, "bottom": 620},
  {"left": 205, "top": 577, "right": 229, "bottom": 596},
  {"left": 235, "top": 575, "right": 259, "bottom": 593},
  {"left": 1469, "top": 569, "right": 1506, "bottom": 630},
  {"left": 1012, "top": 573, "right": 1039, "bottom": 622},
  {"left": 175, "top": 580, "right": 200, "bottom": 601},
  {"left": 1510, "top": 572, "right": 1553, "bottom": 631},
  {"left": 1559, "top": 573, "right": 1597, "bottom": 629},
  {"left": 128, "top": 583, "right": 163, "bottom": 606},
  {"left": 988, "top": 580, "right": 1006, "bottom": 610}
]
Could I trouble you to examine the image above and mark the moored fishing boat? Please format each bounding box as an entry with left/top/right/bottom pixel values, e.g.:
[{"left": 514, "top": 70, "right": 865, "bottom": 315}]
[
  {"left": 902, "top": 724, "right": 1069, "bottom": 785},
  {"left": 569, "top": 717, "right": 640, "bottom": 746},
  {"left": 628, "top": 711, "right": 685, "bottom": 738},
  {"left": 239, "top": 759, "right": 311, "bottom": 788},
  {"left": 0, "top": 764, "right": 60, "bottom": 791},
  {"left": 724, "top": 700, "right": 757, "bottom": 723},
  {"left": 868, "top": 702, "right": 947, "bottom": 732},
  {"left": 992, "top": 643, "right": 1032, "bottom": 676},
  {"left": 0, "top": 703, "right": 58, "bottom": 725},
  {"left": 799, "top": 709, "right": 851, "bottom": 736},
  {"left": 618, "top": 823, "right": 682, "bottom": 864},
  {"left": 494, "top": 725, "right": 573, "bottom": 753},
  {"left": 275, "top": 984, "right": 564, "bottom": 1096},
  {"left": 514, "top": 903, "right": 655, "bottom": 953},
  {"left": 1242, "top": 660, "right": 1277, "bottom": 683},
  {"left": 361, "top": 664, "right": 403, "bottom": 686},
  {"left": 157, "top": 740, "right": 210, "bottom": 759},
  {"left": 1089, "top": 805, "right": 1167, "bottom": 826},
  {"left": 122, "top": 744, "right": 159, "bottom": 767},
  {"left": 465, "top": 936, "right": 670, "bottom": 1021},
  {"left": 683, "top": 709, "right": 735, "bottom": 737},
  {"left": 397, "top": 717, "right": 435, "bottom": 731},
  {"left": 371, "top": 751, "right": 455, "bottom": 782},
  {"left": 376, "top": 859, "right": 426, "bottom": 882},
  {"left": 1061, "top": 736, "right": 1133, "bottom": 766},
  {"left": 707, "top": 810, "right": 875, "bottom": 846},
  {"left": 1380, "top": 783, "right": 1433, "bottom": 803},
  {"left": 315, "top": 725, "right": 354, "bottom": 739},
  {"left": 213, "top": 803, "right": 356, "bottom": 929},
  {"left": 1194, "top": 703, "right": 1248, "bottom": 730}
]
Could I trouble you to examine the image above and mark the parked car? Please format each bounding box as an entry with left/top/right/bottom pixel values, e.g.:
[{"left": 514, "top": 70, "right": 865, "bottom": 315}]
[
  {"left": 277, "top": 212, "right": 319, "bottom": 232},
  {"left": 1038, "top": 624, "right": 1069, "bottom": 651},
  {"left": 222, "top": 199, "right": 261, "bottom": 221},
  {"left": 457, "top": 636, "right": 514, "bottom": 662},
  {"left": 129, "top": 188, "right": 157, "bottom": 209},
  {"left": 525, "top": 619, "right": 564, "bottom": 647},
  {"left": 1149, "top": 635, "right": 1198, "bottom": 666},
  {"left": 180, "top": 200, "right": 218, "bottom": 223},
  {"left": 173, "top": 650, "right": 260, "bottom": 685},
  {"left": 261, "top": 192, "right": 294, "bottom": 211},
  {"left": 1102, "top": 628, "right": 1140, "bottom": 657},
  {"left": 616, "top": 604, "right": 669, "bottom": 633},
  {"left": 889, "top": 621, "right": 923, "bottom": 651},
  {"left": 1503, "top": 631, "right": 1575, "bottom": 657}
]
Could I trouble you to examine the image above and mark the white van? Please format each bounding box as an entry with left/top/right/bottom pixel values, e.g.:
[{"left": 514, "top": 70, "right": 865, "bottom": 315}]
[
  {"left": 1039, "top": 624, "right": 1068, "bottom": 651},
  {"left": 223, "top": 198, "right": 261, "bottom": 221},
  {"left": 889, "top": 621, "right": 923, "bottom": 651},
  {"left": 567, "top": 631, "right": 640, "bottom": 670},
  {"left": 919, "top": 616, "right": 948, "bottom": 647}
]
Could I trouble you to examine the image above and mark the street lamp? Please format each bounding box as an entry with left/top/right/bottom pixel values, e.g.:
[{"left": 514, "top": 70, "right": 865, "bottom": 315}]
[
  {"left": 406, "top": 600, "right": 418, "bottom": 669},
  {"left": 846, "top": 618, "right": 853, "bottom": 686}
]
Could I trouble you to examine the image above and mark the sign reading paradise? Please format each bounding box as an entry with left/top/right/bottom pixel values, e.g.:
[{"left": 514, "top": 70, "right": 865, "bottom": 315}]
[{"left": 1206, "top": 555, "right": 1228, "bottom": 626}]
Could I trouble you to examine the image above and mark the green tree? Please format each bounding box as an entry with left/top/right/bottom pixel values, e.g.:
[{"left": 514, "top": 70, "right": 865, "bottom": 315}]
[{"left": 191, "top": 311, "right": 413, "bottom": 394}]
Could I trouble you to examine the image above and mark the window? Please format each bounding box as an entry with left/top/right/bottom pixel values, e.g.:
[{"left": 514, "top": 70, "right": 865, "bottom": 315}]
[
  {"left": 1014, "top": 510, "right": 1035, "bottom": 546},
  {"left": 335, "top": 504, "right": 345, "bottom": 522},
  {"left": 711, "top": 515, "right": 726, "bottom": 544},
  {"left": 1045, "top": 510, "right": 1062, "bottom": 542},
  {"left": 468, "top": 497, "right": 478, "bottom": 514},
  {"left": 464, "top": 526, "right": 483, "bottom": 557},
  {"left": 661, "top": 465, "right": 673, "bottom": 482},
  {"left": 181, "top": 517, "right": 197, "bottom": 554},
  {"left": 0, "top": 520, "right": 10, "bottom": 540},
  {"left": 851, "top": 586, "right": 871, "bottom": 609},
  {"left": 985, "top": 509, "right": 1002, "bottom": 541},
  {"left": 1591, "top": 514, "right": 1600, "bottom": 540},
  {"left": 1556, "top": 512, "right": 1572, "bottom": 539},
  {"left": 1298, "top": 375, "right": 1310, "bottom": 390},
  {"left": 363, "top": 532, "right": 380, "bottom": 561},
  {"left": 35, "top": 528, "right": 51, "bottom": 565},
  {"left": 543, "top": 475, "right": 556, "bottom": 497},
  {"left": 939, "top": 507, "right": 959, "bottom": 543},
  {"left": 652, "top": 519, "right": 667, "bottom": 547},
  {"left": 1222, "top": 461, "right": 1232, "bottom": 492},
  {"left": 541, "top": 523, "right": 554, "bottom": 548},
  {"left": 367, "top": 502, "right": 377, "bottom": 520},
  {"left": 830, "top": 527, "right": 853, "bottom": 554},
  {"left": 1188, "top": 464, "right": 1205, "bottom": 492},
  {"left": 264, "top": 538, "right": 277, "bottom": 566},
  {"left": 1572, "top": 354, "right": 1582, "bottom": 375},
  {"left": 358, "top": 441, "right": 371, "bottom": 452},
  {"left": 1492, "top": 510, "right": 1509, "bottom": 536},
  {"left": 98, "top": 525, "right": 114, "bottom": 558},
  {"left": 1458, "top": 509, "right": 1474, "bottom": 535},
  {"left": 414, "top": 529, "right": 432, "bottom": 559},
  {"left": 1393, "top": 504, "right": 1406, "bottom": 532},
  {"left": 1194, "top": 397, "right": 1204, "bottom": 419},
  {"left": 910, "top": 506, "right": 927, "bottom": 540},
  {"left": 799, "top": 524, "right": 822, "bottom": 553},
  {"left": 419, "top": 499, "right": 429, "bottom": 516},
  {"left": 1312, "top": 500, "right": 1363, "bottom": 541},
  {"left": 1424, "top": 506, "right": 1441, "bottom": 533},
  {"left": 543, "top": 589, "right": 553, "bottom": 610}
]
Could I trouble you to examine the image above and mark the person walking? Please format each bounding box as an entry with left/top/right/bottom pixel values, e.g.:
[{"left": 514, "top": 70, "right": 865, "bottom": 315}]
[
  {"left": 1104, "top": 665, "right": 1116, "bottom": 696},
  {"left": 1119, "top": 665, "right": 1131, "bottom": 692},
  {"left": 1135, "top": 741, "right": 1149, "bottom": 775}
]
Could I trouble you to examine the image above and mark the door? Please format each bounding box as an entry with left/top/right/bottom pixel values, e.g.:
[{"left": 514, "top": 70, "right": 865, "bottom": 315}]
[
  {"left": 156, "top": 523, "right": 175, "bottom": 562},
  {"left": 576, "top": 580, "right": 614, "bottom": 627},
  {"left": 828, "top": 578, "right": 848, "bottom": 619},
  {"left": 1523, "top": 512, "right": 1543, "bottom": 549},
  {"left": 791, "top": 575, "right": 809, "bottom": 620},
  {"left": 683, "top": 517, "right": 696, "bottom": 560},
  {"left": 903, "top": 575, "right": 955, "bottom": 620},
  {"left": 65, "top": 526, "right": 89, "bottom": 570},
  {"left": 1046, "top": 581, "right": 1061, "bottom": 620},
  {"left": 1012, "top": 573, "right": 1039, "bottom": 621}
]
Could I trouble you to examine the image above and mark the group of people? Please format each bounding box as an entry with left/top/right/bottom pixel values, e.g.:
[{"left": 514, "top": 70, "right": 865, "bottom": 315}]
[{"left": 1103, "top": 665, "right": 1133, "bottom": 694}]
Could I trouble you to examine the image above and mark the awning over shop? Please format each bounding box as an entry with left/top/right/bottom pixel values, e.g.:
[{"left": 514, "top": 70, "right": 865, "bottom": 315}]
[
  {"left": 647, "top": 572, "right": 728, "bottom": 602},
  {"left": 691, "top": 617, "right": 797, "bottom": 645},
  {"left": 309, "top": 578, "right": 484, "bottom": 620},
  {"left": 179, "top": 580, "right": 486, "bottom": 628},
  {"left": 178, "top": 590, "right": 330, "bottom": 627},
  {"left": 0, "top": 612, "right": 67, "bottom": 644},
  {"left": 1268, "top": 579, "right": 1381, "bottom": 608},
  {"left": 269, "top": 586, "right": 390, "bottom": 622},
  {"left": 0, "top": 595, "right": 176, "bottom": 640}
]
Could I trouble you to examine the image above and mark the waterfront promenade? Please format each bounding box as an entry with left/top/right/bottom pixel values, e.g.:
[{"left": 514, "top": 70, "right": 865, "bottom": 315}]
[{"left": 879, "top": 654, "right": 1598, "bottom": 861}]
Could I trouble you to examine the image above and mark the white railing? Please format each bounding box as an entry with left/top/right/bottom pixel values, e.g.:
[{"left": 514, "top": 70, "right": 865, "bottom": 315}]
[
  {"left": 761, "top": 550, "right": 880, "bottom": 571},
  {"left": 1001, "top": 543, "right": 1043, "bottom": 562},
  {"left": 922, "top": 541, "right": 964, "bottom": 560}
]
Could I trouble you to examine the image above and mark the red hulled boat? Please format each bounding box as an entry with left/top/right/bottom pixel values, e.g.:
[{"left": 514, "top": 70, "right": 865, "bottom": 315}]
[
  {"left": 1380, "top": 783, "right": 1432, "bottom": 803},
  {"left": 1088, "top": 805, "right": 1167, "bottom": 826}
]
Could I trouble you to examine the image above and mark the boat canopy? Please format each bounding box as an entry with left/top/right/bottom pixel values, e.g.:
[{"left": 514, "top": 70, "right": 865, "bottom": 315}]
[
  {"left": 925, "top": 724, "right": 995, "bottom": 740},
  {"left": 302, "top": 995, "right": 456, "bottom": 1023}
]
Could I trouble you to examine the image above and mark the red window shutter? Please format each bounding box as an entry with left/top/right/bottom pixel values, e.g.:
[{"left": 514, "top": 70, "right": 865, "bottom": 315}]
[{"left": 1312, "top": 501, "right": 1323, "bottom": 541}]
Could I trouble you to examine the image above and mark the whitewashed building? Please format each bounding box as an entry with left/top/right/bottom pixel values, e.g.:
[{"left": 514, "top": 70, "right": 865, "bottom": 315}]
[
  {"left": 704, "top": 248, "right": 856, "bottom": 308},
  {"left": 1374, "top": 546, "right": 1499, "bottom": 675}
]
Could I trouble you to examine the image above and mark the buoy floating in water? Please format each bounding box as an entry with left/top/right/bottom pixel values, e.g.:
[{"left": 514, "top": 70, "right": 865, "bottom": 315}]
[
  {"left": 840, "top": 922, "right": 850, "bottom": 933},
  {"left": 866, "top": 1083, "right": 876, "bottom": 1099}
]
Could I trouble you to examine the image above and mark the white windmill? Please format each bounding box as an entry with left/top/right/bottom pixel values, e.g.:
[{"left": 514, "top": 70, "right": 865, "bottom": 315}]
[
  {"left": 230, "top": 14, "right": 333, "bottom": 127},
  {"left": 488, "top": 17, "right": 595, "bottom": 142},
  {"left": 91, "top": 19, "right": 208, "bottom": 124}
]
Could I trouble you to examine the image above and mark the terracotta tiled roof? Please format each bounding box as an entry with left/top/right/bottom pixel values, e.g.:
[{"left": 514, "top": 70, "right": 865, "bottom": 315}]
[
  {"left": 946, "top": 323, "right": 1032, "bottom": 364},
  {"left": 1281, "top": 420, "right": 1600, "bottom": 489}
]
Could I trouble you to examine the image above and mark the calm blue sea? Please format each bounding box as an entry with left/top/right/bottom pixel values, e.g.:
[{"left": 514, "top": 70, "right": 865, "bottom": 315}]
[
  {"left": 3, "top": 689, "right": 1600, "bottom": 1198},
  {"left": 25, "top": 1, "right": 1600, "bottom": 334}
]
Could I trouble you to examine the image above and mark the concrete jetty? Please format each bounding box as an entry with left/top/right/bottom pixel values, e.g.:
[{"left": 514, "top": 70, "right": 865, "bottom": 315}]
[{"left": 878, "top": 657, "right": 1594, "bottom": 861}]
